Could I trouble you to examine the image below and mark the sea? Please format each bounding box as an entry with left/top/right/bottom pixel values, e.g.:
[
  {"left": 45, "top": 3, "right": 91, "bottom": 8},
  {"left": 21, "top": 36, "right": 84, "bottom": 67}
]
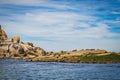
[{"left": 0, "top": 59, "right": 120, "bottom": 80}]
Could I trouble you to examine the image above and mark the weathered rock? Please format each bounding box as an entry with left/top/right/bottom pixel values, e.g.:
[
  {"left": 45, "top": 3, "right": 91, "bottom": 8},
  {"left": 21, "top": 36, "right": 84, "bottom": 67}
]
[
  {"left": 25, "top": 42, "right": 34, "bottom": 47},
  {"left": 20, "top": 42, "right": 33, "bottom": 51},
  {"left": 0, "top": 48, "right": 9, "bottom": 58},
  {"left": 8, "top": 43, "right": 25, "bottom": 55},
  {"left": 0, "top": 25, "right": 7, "bottom": 41},
  {"left": 0, "top": 48, "right": 5, "bottom": 54},
  {"left": 33, "top": 47, "right": 46, "bottom": 56},
  {"left": 0, "top": 44, "right": 9, "bottom": 52},
  {"left": 12, "top": 35, "right": 20, "bottom": 43}
]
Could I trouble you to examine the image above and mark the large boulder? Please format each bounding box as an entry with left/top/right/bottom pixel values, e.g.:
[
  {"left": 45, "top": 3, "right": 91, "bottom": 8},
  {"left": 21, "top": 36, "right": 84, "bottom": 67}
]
[
  {"left": 25, "top": 42, "right": 34, "bottom": 47},
  {"left": 21, "top": 42, "right": 46, "bottom": 57},
  {"left": 12, "top": 36, "right": 20, "bottom": 43},
  {"left": 0, "top": 48, "right": 5, "bottom": 54},
  {"left": 8, "top": 43, "right": 25, "bottom": 56},
  {"left": 34, "top": 47, "right": 46, "bottom": 56},
  {"left": 19, "top": 42, "right": 34, "bottom": 52},
  {"left": 0, "top": 48, "right": 10, "bottom": 58}
]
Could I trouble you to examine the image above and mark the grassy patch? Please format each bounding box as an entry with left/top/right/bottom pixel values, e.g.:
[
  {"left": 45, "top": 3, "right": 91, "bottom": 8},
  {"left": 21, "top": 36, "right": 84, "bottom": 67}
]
[
  {"left": 28, "top": 54, "right": 120, "bottom": 63},
  {"left": 78, "top": 54, "right": 120, "bottom": 63},
  {"left": 56, "top": 54, "right": 120, "bottom": 63}
]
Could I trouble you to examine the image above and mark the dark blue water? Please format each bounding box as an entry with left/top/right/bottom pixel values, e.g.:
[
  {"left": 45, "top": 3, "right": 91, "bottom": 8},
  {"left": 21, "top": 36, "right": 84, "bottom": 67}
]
[{"left": 0, "top": 59, "right": 120, "bottom": 80}]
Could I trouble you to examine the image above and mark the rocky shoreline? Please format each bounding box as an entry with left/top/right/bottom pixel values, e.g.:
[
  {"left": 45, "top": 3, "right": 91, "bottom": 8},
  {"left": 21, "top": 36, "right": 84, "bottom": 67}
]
[{"left": 0, "top": 25, "right": 120, "bottom": 63}]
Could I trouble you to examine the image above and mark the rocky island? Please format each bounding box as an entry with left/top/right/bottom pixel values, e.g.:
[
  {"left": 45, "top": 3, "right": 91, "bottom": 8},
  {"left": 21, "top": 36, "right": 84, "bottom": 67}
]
[{"left": 0, "top": 25, "right": 120, "bottom": 63}]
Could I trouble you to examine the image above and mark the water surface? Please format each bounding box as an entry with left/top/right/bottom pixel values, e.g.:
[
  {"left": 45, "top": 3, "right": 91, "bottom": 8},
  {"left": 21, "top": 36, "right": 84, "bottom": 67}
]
[{"left": 0, "top": 59, "right": 120, "bottom": 80}]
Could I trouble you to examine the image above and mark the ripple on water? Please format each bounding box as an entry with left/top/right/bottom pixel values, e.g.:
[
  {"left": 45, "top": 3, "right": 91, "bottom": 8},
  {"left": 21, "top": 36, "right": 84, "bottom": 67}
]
[{"left": 0, "top": 59, "right": 120, "bottom": 80}]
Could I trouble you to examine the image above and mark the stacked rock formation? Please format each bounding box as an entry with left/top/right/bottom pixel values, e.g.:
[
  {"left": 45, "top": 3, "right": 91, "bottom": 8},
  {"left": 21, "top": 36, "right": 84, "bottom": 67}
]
[{"left": 0, "top": 25, "right": 46, "bottom": 59}]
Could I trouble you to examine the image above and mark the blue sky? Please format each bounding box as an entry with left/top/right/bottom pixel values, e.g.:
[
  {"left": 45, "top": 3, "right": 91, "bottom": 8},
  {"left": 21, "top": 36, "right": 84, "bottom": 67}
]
[{"left": 0, "top": 0, "right": 120, "bottom": 52}]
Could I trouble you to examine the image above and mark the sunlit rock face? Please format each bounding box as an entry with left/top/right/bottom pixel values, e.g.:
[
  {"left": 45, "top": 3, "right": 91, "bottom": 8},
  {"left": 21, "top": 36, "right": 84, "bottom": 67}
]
[
  {"left": 0, "top": 25, "right": 7, "bottom": 41},
  {"left": 0, "top": 25, "right": 46, "bottom": 59},
  {"left": 12, "top": 36, "right": 20, "bottom": 43}
]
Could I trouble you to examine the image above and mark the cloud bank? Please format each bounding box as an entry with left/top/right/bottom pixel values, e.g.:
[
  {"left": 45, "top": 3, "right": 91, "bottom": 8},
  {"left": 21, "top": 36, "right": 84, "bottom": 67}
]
[{"left": 0, "top": 0, "right": 120, "bottom": 52}]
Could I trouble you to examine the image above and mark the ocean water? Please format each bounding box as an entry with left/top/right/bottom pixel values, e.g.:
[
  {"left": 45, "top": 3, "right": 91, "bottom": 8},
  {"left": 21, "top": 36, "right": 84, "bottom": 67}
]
[{"left": 0, "top": 59, "right": 120, "bottom": 80}]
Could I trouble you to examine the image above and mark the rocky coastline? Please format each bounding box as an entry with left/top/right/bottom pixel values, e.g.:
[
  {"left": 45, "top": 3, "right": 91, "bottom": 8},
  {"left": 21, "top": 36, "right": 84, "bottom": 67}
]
[{"left": 0, "top": 25, "right": 120, "bottom": 63}]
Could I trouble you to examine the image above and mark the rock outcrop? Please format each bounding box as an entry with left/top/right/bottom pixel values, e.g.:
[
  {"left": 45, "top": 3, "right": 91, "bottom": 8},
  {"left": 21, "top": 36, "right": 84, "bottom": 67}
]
[
  {"left": 0, "top": 25, "right": 120, "bottom": 63},
  {"left": 0, "top": 25, "right": 7, "bottom": 41},
  {"left": 0, "top": 25, "right": 46, "bottom": 59},
  {"left": 8, "top": 43, "right": 25, "bottom": 55}
]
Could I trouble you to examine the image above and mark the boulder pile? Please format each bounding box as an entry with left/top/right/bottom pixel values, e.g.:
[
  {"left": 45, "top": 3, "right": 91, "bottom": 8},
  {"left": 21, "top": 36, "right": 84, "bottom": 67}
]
[{"left": 0, "top": 25, "right": 46, "bottom": 59}]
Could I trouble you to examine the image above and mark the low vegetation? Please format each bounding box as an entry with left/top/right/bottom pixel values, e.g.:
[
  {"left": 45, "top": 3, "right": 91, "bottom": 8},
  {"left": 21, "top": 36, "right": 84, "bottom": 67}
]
[
  {"left": 27, "top": 53, "right": 120, "bottom": 63},
  {"left": 0, "top": 25, "right": 120, "bottom": 63}
]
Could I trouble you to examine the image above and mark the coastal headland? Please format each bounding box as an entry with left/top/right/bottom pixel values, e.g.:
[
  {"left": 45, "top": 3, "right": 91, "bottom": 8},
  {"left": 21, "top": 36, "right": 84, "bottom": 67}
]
[{"left": 0, "top": 25, "right": 120, "bottom": 63}]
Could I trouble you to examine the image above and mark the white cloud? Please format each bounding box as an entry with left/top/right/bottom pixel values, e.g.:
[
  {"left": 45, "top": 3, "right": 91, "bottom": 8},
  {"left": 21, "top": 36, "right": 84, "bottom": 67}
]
[
  {"left": 0, "top": 0, "right": 120, "bottom": 52},
  {"left": 0, "top": 0, "right": 48, "bottom": 6},
  {"left": 1, "top": 11, "right": 119, "bottom": 40},
  {"left": 104, "top": 20, "right": 120, "bottom": 27},
  {"left": 0, "top": 0, "right": 75, "bottom": 10}
]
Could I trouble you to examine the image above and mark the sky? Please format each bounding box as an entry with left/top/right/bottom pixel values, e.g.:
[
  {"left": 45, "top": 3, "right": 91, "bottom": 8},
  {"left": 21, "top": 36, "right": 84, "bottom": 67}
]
[{"left": 0, "top": 0, "right": 120, "bottom": 52}]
